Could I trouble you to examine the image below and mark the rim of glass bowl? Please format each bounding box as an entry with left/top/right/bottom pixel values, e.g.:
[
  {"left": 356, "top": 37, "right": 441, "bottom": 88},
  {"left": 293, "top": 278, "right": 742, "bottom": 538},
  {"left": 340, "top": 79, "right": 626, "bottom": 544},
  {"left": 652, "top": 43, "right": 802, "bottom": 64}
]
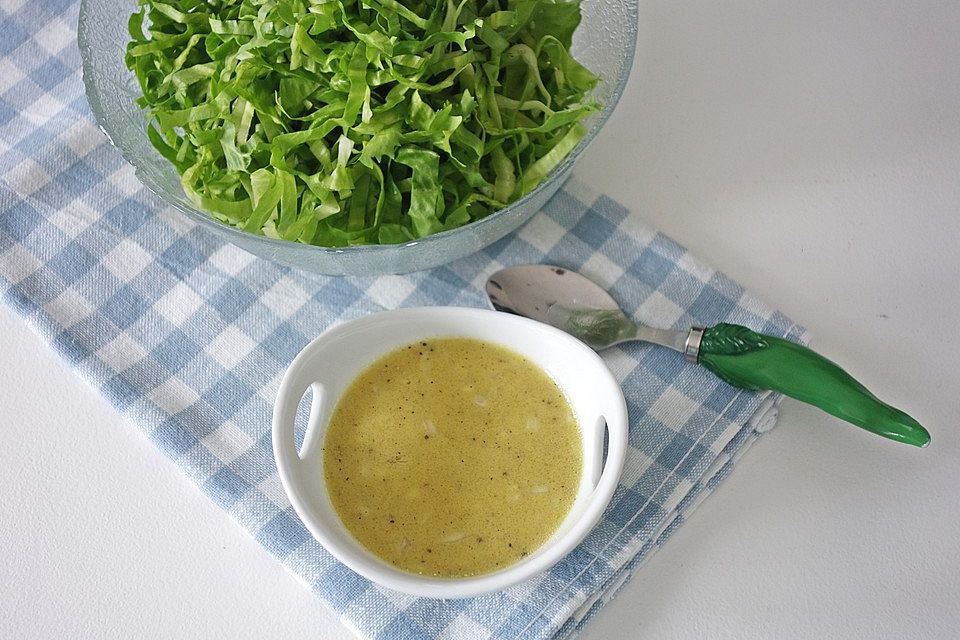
[{"left": 78, "top": 0, "right": 639, "bottom": 258}]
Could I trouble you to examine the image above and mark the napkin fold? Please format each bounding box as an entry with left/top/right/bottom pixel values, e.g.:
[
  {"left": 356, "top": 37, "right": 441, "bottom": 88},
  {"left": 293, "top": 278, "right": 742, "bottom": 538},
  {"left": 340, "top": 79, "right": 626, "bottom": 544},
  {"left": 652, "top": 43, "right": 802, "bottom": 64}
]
[{"left": 0, "top": 2, "right": 807, "bottom": 638}]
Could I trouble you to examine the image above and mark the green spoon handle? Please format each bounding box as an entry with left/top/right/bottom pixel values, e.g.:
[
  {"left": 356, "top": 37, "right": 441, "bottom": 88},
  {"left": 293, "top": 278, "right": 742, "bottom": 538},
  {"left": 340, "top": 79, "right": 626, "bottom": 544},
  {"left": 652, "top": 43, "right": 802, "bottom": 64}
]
[{"left": 696, "top": 323, "right": 930, "bottom": 447}]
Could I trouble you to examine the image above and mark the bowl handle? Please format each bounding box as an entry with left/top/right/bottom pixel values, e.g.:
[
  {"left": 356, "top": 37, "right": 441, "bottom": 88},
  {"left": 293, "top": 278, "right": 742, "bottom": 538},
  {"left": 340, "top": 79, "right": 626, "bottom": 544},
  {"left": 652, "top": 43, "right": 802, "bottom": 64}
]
[
  {"left": 272, "top": 365, "right": 327, "bottom": 467},
  {"left": 591, "top": 412, "right": 627, "bottom": 499},
  {"left": 589, "top": 416, "right": 609, "bottom": 488},
  {"left": 300, "top": 383, "right": 327, "bottom": 460}
]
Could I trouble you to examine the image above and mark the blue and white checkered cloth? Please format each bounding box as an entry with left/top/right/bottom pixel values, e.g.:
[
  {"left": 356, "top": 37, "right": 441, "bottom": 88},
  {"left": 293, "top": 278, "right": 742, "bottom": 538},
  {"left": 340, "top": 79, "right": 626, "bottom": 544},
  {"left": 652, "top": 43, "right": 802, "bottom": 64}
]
[{"left": 0, "top": 2, "right": 808, "bottom": 638}]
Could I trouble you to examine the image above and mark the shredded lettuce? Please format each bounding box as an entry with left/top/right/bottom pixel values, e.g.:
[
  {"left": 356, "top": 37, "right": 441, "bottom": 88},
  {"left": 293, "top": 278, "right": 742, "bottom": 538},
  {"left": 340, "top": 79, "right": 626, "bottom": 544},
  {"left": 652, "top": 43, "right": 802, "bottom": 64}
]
[{"left": 126, "top": 0, "right": 598, "bottom": 246}]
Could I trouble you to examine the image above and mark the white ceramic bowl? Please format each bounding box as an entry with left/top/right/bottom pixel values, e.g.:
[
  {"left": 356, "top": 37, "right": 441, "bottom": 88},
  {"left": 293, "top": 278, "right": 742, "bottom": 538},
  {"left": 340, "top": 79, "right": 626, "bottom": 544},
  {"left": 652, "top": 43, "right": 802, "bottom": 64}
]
[{"left": 272, "top": 307, "right": 627, "bottom": 598}]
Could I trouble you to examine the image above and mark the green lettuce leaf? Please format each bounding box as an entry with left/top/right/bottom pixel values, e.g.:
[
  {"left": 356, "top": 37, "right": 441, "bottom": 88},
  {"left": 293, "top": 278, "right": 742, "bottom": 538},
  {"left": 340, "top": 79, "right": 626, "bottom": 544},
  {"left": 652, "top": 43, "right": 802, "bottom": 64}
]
[{"left": 126, "top": 0, "right": 598, "bottom": 246}]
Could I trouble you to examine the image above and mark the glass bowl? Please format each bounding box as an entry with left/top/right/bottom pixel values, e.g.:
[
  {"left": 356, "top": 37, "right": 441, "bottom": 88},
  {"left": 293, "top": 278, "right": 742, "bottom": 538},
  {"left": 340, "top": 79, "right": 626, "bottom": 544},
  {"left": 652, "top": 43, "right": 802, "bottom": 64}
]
[{"left": 78, "top": 0, "right": 638, "bottom": 276}]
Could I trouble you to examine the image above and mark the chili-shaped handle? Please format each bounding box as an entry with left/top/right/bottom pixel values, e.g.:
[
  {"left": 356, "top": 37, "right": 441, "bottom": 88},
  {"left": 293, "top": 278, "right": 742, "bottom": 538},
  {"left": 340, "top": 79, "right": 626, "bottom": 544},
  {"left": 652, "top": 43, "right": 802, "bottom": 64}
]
[{"left": 697, "top": 323, "right": 930, "bottom": 447}]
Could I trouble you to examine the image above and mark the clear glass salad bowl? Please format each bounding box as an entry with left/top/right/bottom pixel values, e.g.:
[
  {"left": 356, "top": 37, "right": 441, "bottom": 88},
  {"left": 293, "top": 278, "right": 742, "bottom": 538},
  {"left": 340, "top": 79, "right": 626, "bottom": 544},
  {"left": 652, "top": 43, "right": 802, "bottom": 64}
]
[{"left": 78, "top": 0, "right": 638, "bottom": 276}]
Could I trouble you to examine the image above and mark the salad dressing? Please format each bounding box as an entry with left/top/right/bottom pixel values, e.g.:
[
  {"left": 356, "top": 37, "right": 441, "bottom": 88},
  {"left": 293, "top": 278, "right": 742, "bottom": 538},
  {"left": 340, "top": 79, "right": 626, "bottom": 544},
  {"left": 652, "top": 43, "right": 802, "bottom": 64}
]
[{"left": 323, "top": 337, "right": 582, "bottom": 577}]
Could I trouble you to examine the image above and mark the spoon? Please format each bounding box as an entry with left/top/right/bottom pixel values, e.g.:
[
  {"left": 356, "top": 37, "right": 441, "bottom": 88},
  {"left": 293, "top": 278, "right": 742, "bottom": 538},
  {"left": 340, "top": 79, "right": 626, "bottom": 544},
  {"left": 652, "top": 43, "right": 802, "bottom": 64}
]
[{"left": 486, "top": 264, "right": 930, "bottom": 448}]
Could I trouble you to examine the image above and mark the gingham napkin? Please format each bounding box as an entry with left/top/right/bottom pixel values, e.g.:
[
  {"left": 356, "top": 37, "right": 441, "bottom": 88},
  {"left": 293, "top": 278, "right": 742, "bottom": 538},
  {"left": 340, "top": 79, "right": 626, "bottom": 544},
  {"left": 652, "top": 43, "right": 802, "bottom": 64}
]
[{"left": 0, "top": 2, "right": 808, "bottom": 638}]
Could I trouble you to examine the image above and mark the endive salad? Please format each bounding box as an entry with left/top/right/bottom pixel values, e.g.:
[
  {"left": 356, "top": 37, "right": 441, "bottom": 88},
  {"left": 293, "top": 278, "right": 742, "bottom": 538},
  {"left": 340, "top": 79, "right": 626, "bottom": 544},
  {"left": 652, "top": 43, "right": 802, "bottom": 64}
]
[{"left": 126, "top": 0, "right": 598, "bottom": 246}]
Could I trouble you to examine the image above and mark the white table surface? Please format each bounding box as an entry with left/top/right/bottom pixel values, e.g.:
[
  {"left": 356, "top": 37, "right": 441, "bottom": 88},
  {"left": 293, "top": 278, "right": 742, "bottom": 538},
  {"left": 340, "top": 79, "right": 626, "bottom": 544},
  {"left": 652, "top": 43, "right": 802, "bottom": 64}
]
[{"left": 3, "top": 2, "right": 959, "bottom": 638}]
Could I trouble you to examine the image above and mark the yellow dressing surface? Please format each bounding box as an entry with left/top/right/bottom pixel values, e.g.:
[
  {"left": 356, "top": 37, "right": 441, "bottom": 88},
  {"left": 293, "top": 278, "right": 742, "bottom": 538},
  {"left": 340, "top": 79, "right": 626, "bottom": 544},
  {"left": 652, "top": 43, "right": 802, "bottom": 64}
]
[{"left": 323, "top": 337, "right": 582, "bottom": 577}]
